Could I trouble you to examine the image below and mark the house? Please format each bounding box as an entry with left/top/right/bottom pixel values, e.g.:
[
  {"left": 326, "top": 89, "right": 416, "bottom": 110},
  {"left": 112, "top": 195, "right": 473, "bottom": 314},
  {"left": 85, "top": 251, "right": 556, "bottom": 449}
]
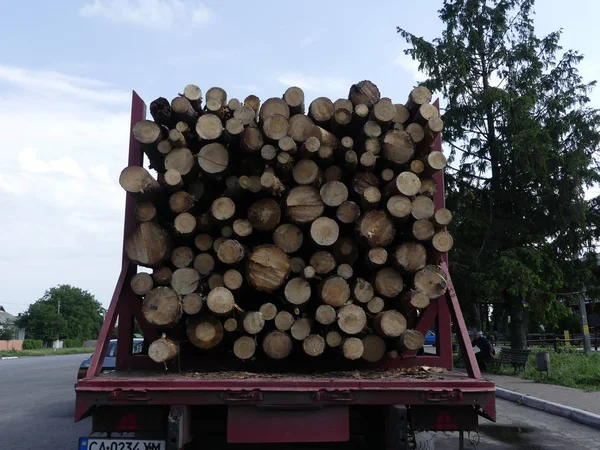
[{"left": 0, "top": 306, "right": 26, "bottom": 340}]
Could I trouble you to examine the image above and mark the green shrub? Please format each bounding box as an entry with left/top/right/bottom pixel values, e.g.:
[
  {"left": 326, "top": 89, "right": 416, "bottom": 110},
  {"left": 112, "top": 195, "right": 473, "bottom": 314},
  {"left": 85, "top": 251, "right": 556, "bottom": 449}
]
[
  {"left": 22, "top": 339, "right": 43, "bottom": 350},
  {"left": 63, "top": 338, "right": 83, "bottom": 348}
]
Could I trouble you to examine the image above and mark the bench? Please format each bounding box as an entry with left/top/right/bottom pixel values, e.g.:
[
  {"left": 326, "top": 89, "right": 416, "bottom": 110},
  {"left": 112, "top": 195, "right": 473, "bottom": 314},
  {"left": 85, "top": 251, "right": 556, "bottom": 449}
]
[{"left": 489, "top": 347, "right": 531, "bottom": 373}]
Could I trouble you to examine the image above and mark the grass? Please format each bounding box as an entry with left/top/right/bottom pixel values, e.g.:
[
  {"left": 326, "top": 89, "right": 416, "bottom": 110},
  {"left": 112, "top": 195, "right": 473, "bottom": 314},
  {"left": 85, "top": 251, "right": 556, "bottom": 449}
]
[
  {"left": 0, "top": 347, "right": 94, "bottom": 358},
  {"left": 488, "top": 350, "right": 600, "bottom": 392}
]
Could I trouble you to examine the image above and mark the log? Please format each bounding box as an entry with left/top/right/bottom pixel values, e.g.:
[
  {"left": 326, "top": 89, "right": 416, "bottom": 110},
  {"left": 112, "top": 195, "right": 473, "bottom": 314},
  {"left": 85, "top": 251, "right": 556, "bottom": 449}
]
[
  {"left": 366, "top": 297, "right": 385, "bottom": 315},
  {"left": 411, "top": 196, "right": 435, "bottom": 220},
  {"left": 373, "top": 311, "right": 407, "bottom": 338},
  {"left": 433, "top": 208, "right": 453, "bottom": 228},
  {"left": 206, "top": 87, "right": 227, "bottom": 106},
  {"left": 320, "top": 181, "right": 348, "bottom": 207},
  {"left": 171, "top": 268, "right": 200, "bottom": 295},
  {"left": 174, "top": 213, "right": 196, "bottom": 236},
  {"left": 286, "top": 186, "right": 325, "bottom": 224},
  {"left": 233, "top": 336, "right": 256, "bottom": 360},
  {"left": 308, "top": 97, "right": 334, "bottom": 125},
  {"left": 169, "top": 191, "right": 195, "bottom": 214},
  {"left": 348, "top": 80, "right": 380, "bottom": 107},
  {"left": 243, "top": 311, "right": 265, "bottom": 335},
  {"left": 207, "top": 287, "right": 235, "bottom": 316},
  {"left": 419, "top": 177, "right": 438, "bottom": 197},
  {"left": 241, "top": 127, "right": 264, "bottom": 152},
  {"left": 414, "top": 104, "right": 438, "bottom": 125},
  {"left": 149, "top": 97, "right": 174, "bottom": 127},
  {"left": 133, "top": 119, "right": 164, "bottom": 146},
  {"left": 262, "top": 331, "right": 292, "bottom": 359},
  {"left": 398, "top": 330, "right": 425, "bottom": 352},
  {"left": 344, "top": 150, "right": 358, "bottom": 172},
  {"left": 171, "top": 96, "right": 198, "bottom": 124},
  {"left": 337, "top": 263, "right": 353, "bottom": 280},
  {"left": 353, "top": 104, "right": 370, "bottom": 129},
  {"left": 396, "top": 172, "right": 421, "bottom": 196},
  {"left": 367, "top": 247, "right": 388, "bottom": 267},
  {"left": 165, "top": 148, "right": 195, "bottom": 177},
  {"left": 333, "top": 237, "right": 359, "bottom": 264},
  {"left": 248, "top": 199, "right": 281, "bottom": 231},
  {"left": 365, "top": 137, "right": 381, "bottom": 155},
  {"left": 208, "top": 273, "right": 224, "bottom": 289},
  {"left": 171, "top": 246, "right": 194, "bottom": 268},
  {"left": 213, "top": 238, "right": 225, "bottom": 253},
  {"left": 276, "top": 138, "right": 296, "bottom": 157},
  {"left": 223, "top": 269, "right": 243, "bottom": 291},
  {"left": 217, "top": 239, "right": 245, "bottom": 265},
  {"left": 361, "top": 186, "right": 381, "bottom": 209},
  {"left": 393, "top": 242, "right": 427, "bottom": 272},
  {"left": 194, "top": 234, "right": 213, "bottom": 252},
  {"left": 234, "top": 105, "right": 257, "bottom": 126},
  {"left": 119, "top": 166, "right": 161, "bottom": 199},
  {"left": 406, "top": 123, "right": 425, "bottom": 143},
  {"left": 341, "top": 337, "right": 364, "bottom": 360},
  {"left": 193, "top": 253, "right": 215, "bottom": 275},
  {"left": 326, "top": 331, "right": 343, "bottom": 348},
  {"left": 263, "top": 114, "right": 289, "bottom": 141},
  {"left": 182, "top": 293, "right": 203, "bottom": 315},
  {"left": 356, "top": 210, "right": 395, "bottom": 247},
  {"left": 293, "top": 159, "right": 322, "bottom": 186},
  {"left": 196, "top": 114, "right": 223, "bottom": 141},
  {"left": 372, "top": 98, "right": 396, "bottom": 125},
  {"left": 318, "top": 145, "right": 334, "bottom": 164},
  {"left": 412, "top": 219, "right": 435, "bottom": 241},
  {"left": 243, "top": 95, "right": 261, "bottom": 116},
  {"left": 283, "top": 86, "right": 305, "bottom": 115},
  {"left": 414, "top": 265, "right": 447, "bottom": 298},
  {"left": 224, "top": 317, "right": 238, "bottom": 332},
  {"left": 198, "top": 143, "right": 229, "bottom": 176},
  {"left": 284, "top": 278, "right": 311, "bottom": 306},
  {"left": 130, "top": 272, "right": 154, "bottom": 295},
  {"left": 423, "top": 151, "right": 447, "bottom": 174},
  {"left": 332, "top": 108, "right": 352, "bottom": 130},
  {"left": 275, "top": 311, "right": 295, "bottom": 332},
  {"left": 211, "top": 197, "right": 236, "bottom": 222},
  {"left": 383, "top": 130, "right": 414, "bottom": 165},
  {"left": 287, "top": 114, "right": 314, "bottom": 142},
  {"left": 260, "top": 171, "right": 285, "bottom": 196},
  {"left": 310, "top": 217, "right": 339, "bottom": 247},
  {"left": 221, "top": 226, "right": 233, "bottom": 238},
  {"left": 227, "top": 98, "right": 241, "bottom": 112},
  {"left": 303, "top": 266, "right": 316, "bottom": 280},
  {"left": 298, "top": 136, "right": 320, "bottom": 158},
  {"left": 273, "top": 224, "right": 304, "bottom": 254},
  {"left": 259, "top": 98, "right": 290, "bottom": 123},
  {"left": 315, "top": 305, "right": 336, "bottom": 325},
  {"left": 410, "top": 160, "right": 425, "bottom": 174},
  {"left": 168, "top": 129, "right": 186, "bottom": 149},
  {"left": 401, "top": 290, "right": 430, "bottom": 311},
  {"left": 176, "top": 120, "right": 191, "bottom": 136},
  {"left": 290, "top": 256, "right": 306, "bottom": 274},
  {"left": 363, "top": 121, "right": 382, "bottom": 139},
  {"left": 392, "top": 104, "right": 410, "bottom": 125},
  {"left": 352, "top": 172, "right": 379, "bottom": 196},
  {"left": 291, "top": 318, "right": 312, "bottom": 341},
  {"left": 303, "top": 334, "right": 326, "bottom": 357},
  {"left": 225, "top": 118, "right": 244, "bottom": 140},
  {"left": 149, "top": 337, "right": 178, "bottom": 363},
  {"left": 418, "top": 117, "right": 444, "bottom": 152},
  {"left": 353, "top": 278, "right": 374, "bottom": 304},
  {"left": 259, "top": 302, "right": 278, "bottom": 321},
  {"left": 135, "top": 201, "right": 157, "bottom": 222},
  {"left": 233, "top": 219, "right": 253, "bottom": 238},
  {"left": 324, "top": 165, "right": 343, "bottom": 182},
  {"left": 405, "top": 86, "right": 432, "bottom": 115},
  {"left": 187, "top": 180, "right": 205, "bottom": 201},
  {"left": 336, "top": 201, "right": 361, "bottom": 224},
  {"left": 320, "top": 276, "right": 350, "bottom": 307},
  {"left": 125, "top": 222, "right": 169, "bottom": 267},
  {"left": 360, "top": 152, "right": 377, "bottom": 170},
  {"left": 143, "top": 287, "right": 182, "bottom": 327},
  {"left": 361, "top": 335, "right": 386, "bottom": 363},
  {"left": 341, "top": 136, "right": 354, "bottom": 152},
  {"left": 375, "top": 267, "right": 404, "bottom": 298},
  {"left": 153, "top": 267, "right": 173, "bottom": 286},
  {"left": 187, "top": 315, "right": 224, "bottom": 350},
  {"left": 303, "top": 124, "right": 340, "bottom": 149},
  {"left": 164, "top": 169, "right": 183, "bottom": 192},
  {"left": 310, "top": 251, "right": 336, "bottom": 275},
  {"left": 247, "top": 245, "right": 291, "bottom": 292},
  {"left": 432, "top": 231, "right": 454, "bottom": 253}
]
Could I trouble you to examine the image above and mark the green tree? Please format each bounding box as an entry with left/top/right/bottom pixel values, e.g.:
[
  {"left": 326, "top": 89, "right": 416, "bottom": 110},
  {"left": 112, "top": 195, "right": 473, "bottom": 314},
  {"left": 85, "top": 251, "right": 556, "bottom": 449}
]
[
  {"left": 398, "top": 0, "right": 600, "bottom": 348},
  {"left": 0, "top": 320, "right": 16, "bottom": 340},
  {"left": 17, "top": 285, "right": 105, "bottom": 342}
]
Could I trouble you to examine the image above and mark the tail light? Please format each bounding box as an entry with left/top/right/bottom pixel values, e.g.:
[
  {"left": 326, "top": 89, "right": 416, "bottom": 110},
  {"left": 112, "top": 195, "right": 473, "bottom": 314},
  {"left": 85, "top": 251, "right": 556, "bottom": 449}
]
[
  {"left": 92, "top": 406, "right": 167, "bottom": 433},
  {"left": 77, "top": 368, "right": 88, "bottom": 380}
]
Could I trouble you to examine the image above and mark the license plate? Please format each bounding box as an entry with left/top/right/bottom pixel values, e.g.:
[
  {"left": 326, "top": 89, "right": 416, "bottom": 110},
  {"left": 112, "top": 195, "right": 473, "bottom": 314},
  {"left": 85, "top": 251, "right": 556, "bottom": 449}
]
[{"left": 78, "top": 438, "right": 165, "bottom": 450}]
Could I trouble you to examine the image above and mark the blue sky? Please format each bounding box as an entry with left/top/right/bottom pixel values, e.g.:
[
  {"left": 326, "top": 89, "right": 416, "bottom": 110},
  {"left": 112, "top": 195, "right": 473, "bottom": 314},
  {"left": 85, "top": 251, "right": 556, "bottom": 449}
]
[{"left": 1, "top": 0, "right": 599, "bottom": 315}]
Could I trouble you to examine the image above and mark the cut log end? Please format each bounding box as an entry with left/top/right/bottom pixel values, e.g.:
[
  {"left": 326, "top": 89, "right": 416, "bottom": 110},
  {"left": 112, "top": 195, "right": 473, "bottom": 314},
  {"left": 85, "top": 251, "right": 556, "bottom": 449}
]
[
  {"left": 310, "top": 217, "right": 339, "bottom": 247},
  {"left": 247, "top": 245, "right": 291, "bottom": 292},
  {"left": 414, "top": 265, "right": 448, "bottom": 298},
  {"left": 243, "top": 312, "right": 266, "bottom": 335},
  {"left": 348, "top": 80, "right": 381, "bottom": 107},
  {"left": 375, "top": 267, "right": 404, "bottom": 298},
  {"left": 361, "top": 335, "right": 386, "bottom": 363},
  {"left": 310, "top": 251, "right": 336, "bottom": 275},
  {"left": 353, "top": 278, "right": 375, "bottom": 304},
  {"left": 396, "top": 172, "right": 421, "bottom": 196},
  {"left": 259, "top": 303, "right": 278, "bottom": 321},
  {"left": 321, "top": 277, "right": 350, "bottom": 308},
  {"left": 303, "top": 334, "right": 326, "bottom": 357},
  {"left": 130, "top": 272, "right": 154, "bottom": 296},
  {"left": 342, "top": 337, "right": 364, "bottom": 360},
  {"left": 284, "top": 277, "right": 312, "bottom": 306},
  {"left": 207, "top": 287, "right": 235, "bottom": 316},
  {"left": 143, "top": 287, "right": 182, "bottom": 328},
  {"left": 194, "top": 253, "right": 215, "bottom": 275},
  {"left": 290, "top": 318, "right": 312, "bottom": 341},
  {"left": 233, "top": 336, "right": 256, "bottom": 360},
  {"left": 393, "top": 242, "right": 427, "bottom": 272},
  {"left": 337, "top": 304, "right": 367, "bottom": 335},
  {"left": 398, "top": 330, "right": 426, "bottom": 352},
  {"left": 263, "top": 331, "right": 292, "bottom": 359},
  {"left": 187, "top": 315, "right": 224, "bottom": 350},
  {"left": 374, "top": 310, "right": 407, "bottom": 338},
  {"left": 149, "top": 338, "right": 178, "bottom": 363},
  {"left": 274, "top": 311, "right": 295, "bottom": 332},
  {"left": 336, "top": 201, "right": 361, "bottom": 224},
  {"left": 357, "top": 210, "right": 395, "bottom": 247},
  {"left": 182, "top": 293, "right": 203, "bottom": 315},
  {"left": 223, "top": 269, "right": 244, "bottom": 291}
]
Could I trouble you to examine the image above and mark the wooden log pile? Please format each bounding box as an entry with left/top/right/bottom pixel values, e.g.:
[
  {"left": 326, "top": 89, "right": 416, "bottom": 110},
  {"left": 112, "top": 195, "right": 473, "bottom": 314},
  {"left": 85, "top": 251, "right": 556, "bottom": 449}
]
[{"left": 123, "top": 80, "right": 452, "bottom": 365}]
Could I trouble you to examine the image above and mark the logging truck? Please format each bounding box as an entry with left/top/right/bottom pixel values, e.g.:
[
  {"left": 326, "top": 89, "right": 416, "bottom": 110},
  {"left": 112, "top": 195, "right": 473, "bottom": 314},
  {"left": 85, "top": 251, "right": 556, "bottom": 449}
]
[{"left": 74, "top": 82, "right": 495, "bottom": 450}]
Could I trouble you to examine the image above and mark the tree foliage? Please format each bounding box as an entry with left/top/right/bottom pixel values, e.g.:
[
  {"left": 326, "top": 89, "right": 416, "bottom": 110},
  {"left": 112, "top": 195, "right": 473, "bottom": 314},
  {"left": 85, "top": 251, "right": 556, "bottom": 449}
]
[
  {"left": 0, "top": 320, "right": 16, "bottom": 340},
  {"left": 398, "top": 0, "right": 600, "bottom": 348},
  {"left": 17, "top": 285, "right": 105, "bottom": 342}
]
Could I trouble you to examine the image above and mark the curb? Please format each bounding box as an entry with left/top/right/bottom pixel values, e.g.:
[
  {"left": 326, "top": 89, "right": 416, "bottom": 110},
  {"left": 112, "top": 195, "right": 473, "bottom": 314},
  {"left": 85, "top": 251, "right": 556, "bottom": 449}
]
[
  {"left": 0, "top": 356, "right": 19, "bottom": 360},
  {"left": 496, "top": 387, "right": 600, "bottom": 430}
]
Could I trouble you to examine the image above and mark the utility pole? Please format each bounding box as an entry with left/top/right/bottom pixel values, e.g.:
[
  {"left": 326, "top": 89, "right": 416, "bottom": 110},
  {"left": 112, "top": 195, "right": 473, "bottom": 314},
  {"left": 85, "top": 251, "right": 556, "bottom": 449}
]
[{"left": 578, "top": 294, "right": 592, "bottom": 355}]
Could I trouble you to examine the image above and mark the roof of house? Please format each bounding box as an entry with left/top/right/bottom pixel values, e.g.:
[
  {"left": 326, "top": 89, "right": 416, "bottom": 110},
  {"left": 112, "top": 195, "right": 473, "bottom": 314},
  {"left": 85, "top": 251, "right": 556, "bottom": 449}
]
[{"left": 0, "top": 307, "right": 17, "bottom": 324}]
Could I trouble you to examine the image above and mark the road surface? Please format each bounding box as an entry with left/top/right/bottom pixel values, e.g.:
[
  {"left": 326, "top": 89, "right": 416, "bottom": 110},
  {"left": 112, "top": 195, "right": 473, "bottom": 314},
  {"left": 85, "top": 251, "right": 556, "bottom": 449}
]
[{"left": 0, "top": 354, "right": 598, "bottom": 449}]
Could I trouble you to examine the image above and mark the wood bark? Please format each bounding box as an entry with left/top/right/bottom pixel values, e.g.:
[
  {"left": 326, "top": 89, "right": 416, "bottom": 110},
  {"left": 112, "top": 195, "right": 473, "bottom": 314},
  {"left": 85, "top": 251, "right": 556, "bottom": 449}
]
[
  {"left": 414, "top": 265, "right": 447, "bottom": 298},
  {"left": 187, "top": 314, "right": 224, "bottom": 350},
  {"left": 283, "top": 86, "right": 305, "bottom": 115},
  {"left": 143, "top": 287, "right": 182, "bottom": 327},
  {"left": 125, "top": 222, "right": 170, "bottom": 267},
  {"left": 149, "top": 97, "right": 174, "bottom": 127},
  {"left": 149, "top": 337, "right": 178, "bottom": 363},
  {"left": 348, "top": 80, "right": 380, "bottom": 107},
  {"left": 310, "top": 251, "right": 336, "bottom": 275}
]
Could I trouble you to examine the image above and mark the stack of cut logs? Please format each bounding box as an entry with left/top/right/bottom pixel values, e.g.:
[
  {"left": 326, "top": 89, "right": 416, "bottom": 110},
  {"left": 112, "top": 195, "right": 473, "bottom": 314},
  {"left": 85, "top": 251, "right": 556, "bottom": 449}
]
[{"left": 121, "top": 80, "right": 453, "bottom": 366}]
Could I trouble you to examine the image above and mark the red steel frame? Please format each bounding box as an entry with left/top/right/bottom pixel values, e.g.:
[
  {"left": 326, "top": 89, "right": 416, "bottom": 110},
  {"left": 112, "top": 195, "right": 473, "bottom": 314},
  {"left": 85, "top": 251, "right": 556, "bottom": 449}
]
[{"left": 77, "top": 93, "right": 492, "bottom": 424}]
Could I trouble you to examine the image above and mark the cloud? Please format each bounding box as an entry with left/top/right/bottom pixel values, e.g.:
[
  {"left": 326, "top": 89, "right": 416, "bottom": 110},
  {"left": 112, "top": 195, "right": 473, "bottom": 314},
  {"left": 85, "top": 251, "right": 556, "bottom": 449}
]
[
  {"left": 276, "top": 73, "right": 350, "bottom": 98},
  {"left": 80, "top": 0, "right": 213, "bottom": 29},
  {"left": 393, "top": 52, "right": 424, "bottom": 81},
  {"left": 18, "top": 148, "right": 86, "bottom": 179}
]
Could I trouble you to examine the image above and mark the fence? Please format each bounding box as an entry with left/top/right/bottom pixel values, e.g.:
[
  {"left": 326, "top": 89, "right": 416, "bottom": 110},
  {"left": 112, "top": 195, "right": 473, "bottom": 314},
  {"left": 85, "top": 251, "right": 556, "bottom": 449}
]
[
  {"left": 495, "top": 332, "right": 600, "bottom": 351},
  {"left": 0, "top": 340, "right": 23, "bottom": 351}
]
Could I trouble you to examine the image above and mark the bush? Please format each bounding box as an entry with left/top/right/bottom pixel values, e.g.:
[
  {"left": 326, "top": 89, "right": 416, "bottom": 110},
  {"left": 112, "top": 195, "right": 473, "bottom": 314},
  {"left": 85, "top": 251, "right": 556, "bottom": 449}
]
[
  {"left": 22, "top": 339, "right": 43, "bottom": 350},
  {"left": 63, "top": 338, "right": 83, "bottom": 348}
]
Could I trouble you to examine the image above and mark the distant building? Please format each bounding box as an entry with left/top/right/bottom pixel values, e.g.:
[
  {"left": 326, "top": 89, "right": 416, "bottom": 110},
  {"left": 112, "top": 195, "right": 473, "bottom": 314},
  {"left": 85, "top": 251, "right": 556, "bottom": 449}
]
[{"left": 0, "top": 306, "right": 26, "bottom": 340}]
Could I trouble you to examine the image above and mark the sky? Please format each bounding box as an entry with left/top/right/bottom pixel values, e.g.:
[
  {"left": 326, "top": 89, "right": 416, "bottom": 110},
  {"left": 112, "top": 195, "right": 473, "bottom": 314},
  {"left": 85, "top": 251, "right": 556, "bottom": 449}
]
[{"left": 1, "top": 0, "right": 599, "bottom": 315}]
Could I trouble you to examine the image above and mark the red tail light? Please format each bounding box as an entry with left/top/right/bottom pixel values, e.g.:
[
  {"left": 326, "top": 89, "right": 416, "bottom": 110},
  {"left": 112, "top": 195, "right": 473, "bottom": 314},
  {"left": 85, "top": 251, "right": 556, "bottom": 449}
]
[{"left": 116, "top": 413, "right": 140, "bottom": 431}]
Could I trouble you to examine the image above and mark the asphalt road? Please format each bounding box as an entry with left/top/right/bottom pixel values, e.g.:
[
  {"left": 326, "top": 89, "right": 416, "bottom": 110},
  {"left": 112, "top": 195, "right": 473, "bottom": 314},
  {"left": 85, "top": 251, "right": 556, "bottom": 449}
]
[{"left": 0, "top": 354, "right": 599, "bottom": 449}]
